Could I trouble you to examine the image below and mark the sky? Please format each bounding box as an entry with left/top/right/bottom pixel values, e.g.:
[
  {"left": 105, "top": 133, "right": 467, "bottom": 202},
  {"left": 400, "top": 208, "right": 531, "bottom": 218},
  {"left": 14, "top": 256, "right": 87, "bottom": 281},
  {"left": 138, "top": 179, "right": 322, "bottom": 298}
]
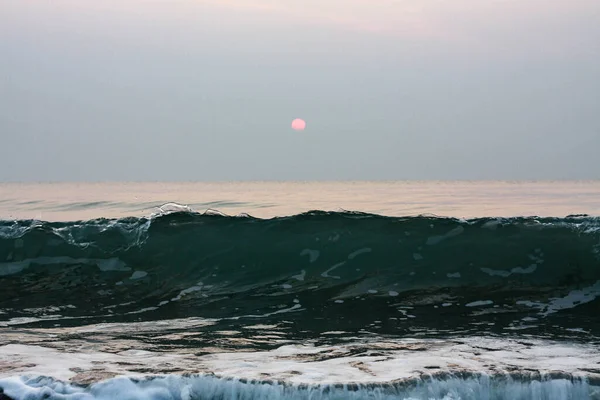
[{"left": 1, "top": 0, "right": 599, "bottom": 181}]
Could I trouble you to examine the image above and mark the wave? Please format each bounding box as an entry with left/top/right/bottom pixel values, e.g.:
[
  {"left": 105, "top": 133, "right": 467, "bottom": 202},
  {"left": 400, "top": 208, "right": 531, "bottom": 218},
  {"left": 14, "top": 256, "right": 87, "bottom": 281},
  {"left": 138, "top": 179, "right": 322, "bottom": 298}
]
[
  {"left": 1, "top": 211, "right": 599, "bottom": 331},
  {"left": 2, "top": 335, "right": 600, "bottom": 399},
  {"left": 1, "top": 373, "right": 598, "bottom": 400}
]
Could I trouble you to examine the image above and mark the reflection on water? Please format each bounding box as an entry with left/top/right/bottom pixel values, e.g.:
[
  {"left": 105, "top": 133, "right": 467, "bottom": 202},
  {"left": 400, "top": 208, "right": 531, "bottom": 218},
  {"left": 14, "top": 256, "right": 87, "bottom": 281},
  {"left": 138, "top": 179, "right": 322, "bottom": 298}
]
[{"left": 1, "top": 181, "right": 599, "bottom": 221}]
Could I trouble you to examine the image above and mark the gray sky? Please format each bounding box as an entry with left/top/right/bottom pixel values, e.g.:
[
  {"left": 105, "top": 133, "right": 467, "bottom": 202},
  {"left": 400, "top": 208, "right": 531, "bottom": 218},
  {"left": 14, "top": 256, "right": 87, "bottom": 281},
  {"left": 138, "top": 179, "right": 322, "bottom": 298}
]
[{"left": 1, "top": 0, "right": 599, "bottom": 181}]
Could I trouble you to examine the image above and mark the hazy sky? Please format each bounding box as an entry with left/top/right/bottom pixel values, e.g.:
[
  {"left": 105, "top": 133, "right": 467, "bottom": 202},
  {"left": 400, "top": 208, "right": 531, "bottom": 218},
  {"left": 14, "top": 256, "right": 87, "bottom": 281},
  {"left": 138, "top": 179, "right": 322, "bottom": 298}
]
[{"left": 1, "top": 0, "right": 599, "bottom": 181}]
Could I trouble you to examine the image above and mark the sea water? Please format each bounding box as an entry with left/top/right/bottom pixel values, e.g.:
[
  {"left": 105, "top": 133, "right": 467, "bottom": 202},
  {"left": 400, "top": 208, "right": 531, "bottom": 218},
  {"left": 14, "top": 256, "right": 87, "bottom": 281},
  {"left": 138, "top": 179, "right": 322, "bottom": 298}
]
[{"left": 0, "top": 181, "right": 599, "bottom": 400}]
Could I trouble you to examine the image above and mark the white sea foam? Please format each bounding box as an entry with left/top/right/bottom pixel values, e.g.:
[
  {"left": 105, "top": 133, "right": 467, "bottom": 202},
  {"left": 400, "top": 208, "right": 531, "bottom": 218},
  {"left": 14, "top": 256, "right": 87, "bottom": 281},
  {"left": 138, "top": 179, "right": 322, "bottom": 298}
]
[
  {"left": 0, "top": 337, "right": 598, "bottom": 399},
  {"left": 130, "top": 270, "right": 148, "bottom": 280},
  {"left": 348, "top": 247, "right": 372, "bottom": 259},
  {"left": 320, "top": 262, "right": 345, "bottom": 279},
  {"left": 171, "top": 283, "right": 204, "bottom": 302},
  {"left": 480, "top": 264, "right": 537, "bottom": 277},
  {"left": 156, "top": 203, "right": 193, "bottom": 214},
  {"left": 465, "top": 300, "right": 494, "bottom": 307},
  {"left": 228, "top": 304, "right": 302, "bottom": 320},
  {"left": 543, "top": 280, "right": 600, "bottom": 315},
  {"left": 299, "top": 249, "right": 320, "bottom": 263},
  {"left": 0, "top": 374, "right": 594, "bottom": 400},
  {"left": 515, "top": 281, "right": 600, "bottom": 316},
  {"left": 291, "top": 270, "right": 306, "bottom": 281}
]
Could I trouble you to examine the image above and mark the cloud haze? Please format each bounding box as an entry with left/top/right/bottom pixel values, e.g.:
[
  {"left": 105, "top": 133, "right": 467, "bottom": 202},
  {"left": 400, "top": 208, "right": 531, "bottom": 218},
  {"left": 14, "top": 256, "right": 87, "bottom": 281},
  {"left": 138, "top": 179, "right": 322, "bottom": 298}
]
[{"left": 1, "top": 0, "right": 599, "bottom": 181}]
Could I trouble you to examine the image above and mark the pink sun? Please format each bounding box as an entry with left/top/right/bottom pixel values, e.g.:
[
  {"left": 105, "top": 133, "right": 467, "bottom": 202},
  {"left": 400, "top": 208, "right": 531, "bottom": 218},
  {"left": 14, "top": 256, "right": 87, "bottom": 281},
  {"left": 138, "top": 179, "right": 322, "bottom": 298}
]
[{"left": 291, "top": 118, "right": 306, "bottom": 131}]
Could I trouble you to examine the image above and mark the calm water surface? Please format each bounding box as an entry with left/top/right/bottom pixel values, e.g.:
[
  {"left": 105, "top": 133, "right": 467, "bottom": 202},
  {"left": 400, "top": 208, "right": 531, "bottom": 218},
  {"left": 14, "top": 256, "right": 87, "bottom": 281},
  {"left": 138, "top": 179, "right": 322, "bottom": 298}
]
[{"left": 1, "top": 181, "right": 599, "bottom": 221}]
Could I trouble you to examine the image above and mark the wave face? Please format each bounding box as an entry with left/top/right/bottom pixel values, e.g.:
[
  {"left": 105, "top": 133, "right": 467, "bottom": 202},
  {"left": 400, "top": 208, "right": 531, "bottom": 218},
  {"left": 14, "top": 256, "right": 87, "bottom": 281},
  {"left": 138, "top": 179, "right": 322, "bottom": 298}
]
[
  {"left": 2, "top": 210, "right": 600, "bottom": 400},
  {"left": 1, "top": 212, "right": 599, "bottom": 337}
]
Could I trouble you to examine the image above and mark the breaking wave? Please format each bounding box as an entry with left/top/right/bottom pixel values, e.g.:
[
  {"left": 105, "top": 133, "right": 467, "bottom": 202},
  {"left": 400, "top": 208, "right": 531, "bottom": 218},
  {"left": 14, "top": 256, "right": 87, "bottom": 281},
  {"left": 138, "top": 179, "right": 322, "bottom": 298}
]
[{"left": 0, "top": 211, "right": 599, "bottom": 332}]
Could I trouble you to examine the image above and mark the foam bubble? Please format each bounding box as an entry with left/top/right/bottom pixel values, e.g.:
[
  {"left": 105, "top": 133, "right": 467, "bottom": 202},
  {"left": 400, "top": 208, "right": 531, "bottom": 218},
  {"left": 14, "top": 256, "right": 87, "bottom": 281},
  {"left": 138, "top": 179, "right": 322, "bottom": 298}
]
[
  {"left": 466, "top": 300, "right": 494, "bottom": 307},
  {"left": 321, "top": 262, "right": 345, "bottom": 279},
  {"left": 129, "top": 271, "right": 148, "bottom": 280},
  {"left": 300, "top": 249, "right": 320, "bottom": 263},
  {"left": 348, "top": 248, "right": 372, "bottom": 259},
  {"left": 291, "top": 270, "right": 306, "bottom": 281}
]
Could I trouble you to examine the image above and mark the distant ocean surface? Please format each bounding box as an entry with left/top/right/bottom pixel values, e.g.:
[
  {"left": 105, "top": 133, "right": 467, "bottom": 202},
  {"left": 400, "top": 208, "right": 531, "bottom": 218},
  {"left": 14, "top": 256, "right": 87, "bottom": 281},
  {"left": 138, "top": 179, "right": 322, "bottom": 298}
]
[{"left": 1, "top": 181, "right": 599, "bottom": 400}]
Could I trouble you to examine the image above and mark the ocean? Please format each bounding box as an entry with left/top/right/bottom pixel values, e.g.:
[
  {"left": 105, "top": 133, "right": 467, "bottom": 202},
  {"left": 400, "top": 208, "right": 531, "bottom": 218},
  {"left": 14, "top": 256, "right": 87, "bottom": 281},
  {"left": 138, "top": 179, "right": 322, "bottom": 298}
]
[{"left": 0, "top": 181, "right": 599, "bottom": 400}]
